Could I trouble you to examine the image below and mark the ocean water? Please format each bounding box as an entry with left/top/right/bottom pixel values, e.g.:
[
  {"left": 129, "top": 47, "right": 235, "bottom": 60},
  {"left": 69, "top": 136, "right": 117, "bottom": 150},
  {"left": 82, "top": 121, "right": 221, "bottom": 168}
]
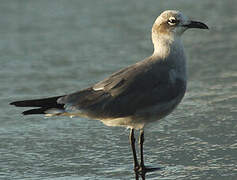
[{"left": 0, "top": 0, "right": 236, "bottom": 179}]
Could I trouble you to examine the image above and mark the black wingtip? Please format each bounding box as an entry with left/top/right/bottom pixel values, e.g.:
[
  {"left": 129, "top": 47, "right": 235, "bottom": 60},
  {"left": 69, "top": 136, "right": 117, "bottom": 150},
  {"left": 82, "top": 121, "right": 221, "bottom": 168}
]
[
  {"left": 9, "top": 101, "right": 15, "bottom": 106},
  {"left": 10, "top": 101, "right": 23, "bottom": 107},
  {"left": 9, "top": 100, "right": 27, "bottom": 107},
  {"left": 22, "top": 112, "right": 28, "bottom": 115},
  {"left": 22, "top": 107, "right": 48, "bottom": 115}
]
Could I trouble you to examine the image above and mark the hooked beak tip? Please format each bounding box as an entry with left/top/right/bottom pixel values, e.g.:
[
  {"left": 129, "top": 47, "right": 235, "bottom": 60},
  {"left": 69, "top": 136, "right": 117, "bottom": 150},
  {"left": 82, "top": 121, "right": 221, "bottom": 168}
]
[{"left": 184, "top": 21, "right": 209, "bottom": 30}]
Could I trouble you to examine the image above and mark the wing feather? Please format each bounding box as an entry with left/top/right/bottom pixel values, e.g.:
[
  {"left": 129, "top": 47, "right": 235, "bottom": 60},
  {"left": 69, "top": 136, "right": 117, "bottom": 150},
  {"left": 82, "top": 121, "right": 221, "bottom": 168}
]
[{"left": 58, "top": 57, "right": 186, "bottom": 118}]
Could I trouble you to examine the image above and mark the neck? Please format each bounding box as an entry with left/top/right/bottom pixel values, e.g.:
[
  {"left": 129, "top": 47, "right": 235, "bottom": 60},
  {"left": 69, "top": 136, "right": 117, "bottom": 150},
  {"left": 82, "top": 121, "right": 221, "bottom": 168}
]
[
  {"left": 151, "top": 33, "right": 187, "bottom": 81},
  {"left": 152, "top": 33, "right": 183, "bottom": 59}
]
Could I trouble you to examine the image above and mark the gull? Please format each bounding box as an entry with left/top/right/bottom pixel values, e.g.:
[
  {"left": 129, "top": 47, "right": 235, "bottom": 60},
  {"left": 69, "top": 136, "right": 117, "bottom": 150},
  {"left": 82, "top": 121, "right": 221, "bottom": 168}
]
[{"left": 10, "top": 10, "right": 208, "bottom": 174}]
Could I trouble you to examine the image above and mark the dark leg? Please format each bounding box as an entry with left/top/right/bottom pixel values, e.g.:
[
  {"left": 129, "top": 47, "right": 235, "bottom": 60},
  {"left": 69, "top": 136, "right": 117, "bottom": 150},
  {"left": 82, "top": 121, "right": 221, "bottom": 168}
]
[
  {"left": 129, "top": 128, "right": 139, "bottom": 171},
  {"left": 139, "top": 129, "right": 146, "bottom": 172},
  {"left": 139, "top": 129, "right": 161, "bottom": 175}
]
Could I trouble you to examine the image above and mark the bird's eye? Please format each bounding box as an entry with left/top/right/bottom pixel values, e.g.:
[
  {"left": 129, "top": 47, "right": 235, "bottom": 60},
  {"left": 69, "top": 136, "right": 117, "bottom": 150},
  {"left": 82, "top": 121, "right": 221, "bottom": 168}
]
[{"left": 168, "top": 17, "right": 178, "bottom": 25}]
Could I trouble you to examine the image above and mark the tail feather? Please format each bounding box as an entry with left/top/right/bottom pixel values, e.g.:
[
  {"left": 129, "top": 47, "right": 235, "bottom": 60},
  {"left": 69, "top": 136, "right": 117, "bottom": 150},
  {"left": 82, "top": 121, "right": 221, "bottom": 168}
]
[{"left": 10, "top": 95, "right": 65, "bottom": 115}]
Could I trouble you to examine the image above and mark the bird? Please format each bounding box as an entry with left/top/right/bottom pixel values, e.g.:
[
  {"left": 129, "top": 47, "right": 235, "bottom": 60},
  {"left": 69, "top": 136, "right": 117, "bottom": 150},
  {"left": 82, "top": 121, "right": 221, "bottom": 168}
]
[{"left": 10, "top": 10, "right": 208, "bottom": 174}]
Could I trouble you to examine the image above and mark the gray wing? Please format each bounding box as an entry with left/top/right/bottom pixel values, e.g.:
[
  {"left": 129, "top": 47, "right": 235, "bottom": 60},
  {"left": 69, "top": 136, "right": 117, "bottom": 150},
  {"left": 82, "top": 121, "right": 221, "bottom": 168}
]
[{"left": 58, "top": 58, "right": 186, "bottom": 118}]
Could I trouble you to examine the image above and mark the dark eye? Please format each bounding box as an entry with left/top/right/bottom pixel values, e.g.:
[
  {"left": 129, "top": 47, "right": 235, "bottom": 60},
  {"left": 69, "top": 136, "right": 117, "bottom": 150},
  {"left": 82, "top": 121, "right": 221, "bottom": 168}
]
[{"left": 168, "top": 17, "right": 179, "bottom": 25}]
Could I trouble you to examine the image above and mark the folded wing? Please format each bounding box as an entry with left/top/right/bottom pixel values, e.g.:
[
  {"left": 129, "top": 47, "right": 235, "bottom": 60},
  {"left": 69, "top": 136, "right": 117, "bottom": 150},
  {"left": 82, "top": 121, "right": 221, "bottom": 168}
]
[
  {"left": 10, "top": 57, "right": 185, "bottom": 118},
  {"left": 57, "top": 58, "right": 186, "bottom": 118}
]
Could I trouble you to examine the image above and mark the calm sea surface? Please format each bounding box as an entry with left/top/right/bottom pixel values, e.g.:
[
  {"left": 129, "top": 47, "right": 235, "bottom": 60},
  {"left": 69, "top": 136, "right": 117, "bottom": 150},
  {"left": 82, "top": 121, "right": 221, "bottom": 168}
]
[{"left": 0, "top": 0, "right": 236, "bottom": 179}]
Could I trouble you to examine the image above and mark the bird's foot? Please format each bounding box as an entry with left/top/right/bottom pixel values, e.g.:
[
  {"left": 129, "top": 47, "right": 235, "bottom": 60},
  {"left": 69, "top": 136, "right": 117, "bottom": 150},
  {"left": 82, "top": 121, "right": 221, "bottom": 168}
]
[{"left": 134, "top": 164, "right": 161, "bottom": 175}]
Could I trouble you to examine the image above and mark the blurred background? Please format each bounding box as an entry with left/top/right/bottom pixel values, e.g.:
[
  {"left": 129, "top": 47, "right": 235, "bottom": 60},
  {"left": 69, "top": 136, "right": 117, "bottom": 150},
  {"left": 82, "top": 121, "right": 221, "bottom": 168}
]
[{"left": 0, "top": 0, "right": 236, "bottom": 179}]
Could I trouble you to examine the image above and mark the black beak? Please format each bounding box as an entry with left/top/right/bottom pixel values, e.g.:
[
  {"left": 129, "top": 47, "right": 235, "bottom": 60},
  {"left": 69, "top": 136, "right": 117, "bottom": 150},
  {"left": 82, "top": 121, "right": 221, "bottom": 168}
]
[{"left": 183, "top": 21, "right": 209, "bottom": 29}]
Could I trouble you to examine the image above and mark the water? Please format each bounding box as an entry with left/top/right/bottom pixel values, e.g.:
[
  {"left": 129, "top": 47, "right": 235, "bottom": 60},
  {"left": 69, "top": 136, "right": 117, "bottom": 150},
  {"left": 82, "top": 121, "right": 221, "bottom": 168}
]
[{"left": 0, "top": 0, "right": 236, "bottom": 179}]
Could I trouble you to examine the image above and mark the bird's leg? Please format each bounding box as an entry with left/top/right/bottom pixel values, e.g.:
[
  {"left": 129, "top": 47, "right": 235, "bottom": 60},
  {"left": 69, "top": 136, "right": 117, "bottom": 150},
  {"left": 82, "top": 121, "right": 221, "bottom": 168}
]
[
  {"left": 138, "top": 129, "right": 161, "bottom": 174},
  {"left": 139, "top": 129, "right": 146, "bottom": 172},
  {"left": 129, "top": 128, "right": 139, "bottom": 171}
]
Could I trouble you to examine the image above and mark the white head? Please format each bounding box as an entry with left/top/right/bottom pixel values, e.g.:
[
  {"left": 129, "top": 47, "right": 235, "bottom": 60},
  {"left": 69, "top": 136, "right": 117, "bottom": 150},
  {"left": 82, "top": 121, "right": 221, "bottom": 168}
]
[
  {"left": 152, "top": 10, "right": 208, "bottom": 37},
  {"left": 151, "top": 10, "right": 208, "bottom": 56}
]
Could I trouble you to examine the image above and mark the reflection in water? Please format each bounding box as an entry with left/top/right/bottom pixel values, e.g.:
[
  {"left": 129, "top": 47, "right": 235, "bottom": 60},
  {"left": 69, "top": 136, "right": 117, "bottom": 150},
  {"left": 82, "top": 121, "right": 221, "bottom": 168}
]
[
  {"left": 135, "top": 172, "right": 145, "bottom": 180},
  {"left": 134, "top": 167, "right": 162, "bottom": 180}
]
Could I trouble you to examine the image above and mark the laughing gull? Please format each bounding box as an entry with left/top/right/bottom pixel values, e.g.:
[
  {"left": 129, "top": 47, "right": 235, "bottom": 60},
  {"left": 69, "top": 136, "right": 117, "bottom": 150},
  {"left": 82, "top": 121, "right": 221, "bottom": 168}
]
[{"left": 10, "top": 10, "right": 208, "bottom": 174}]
